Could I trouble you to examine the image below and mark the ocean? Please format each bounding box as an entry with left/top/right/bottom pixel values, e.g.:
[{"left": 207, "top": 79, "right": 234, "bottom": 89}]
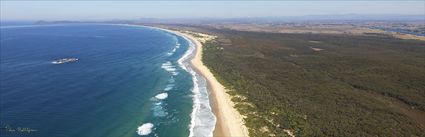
[{"left": 0, "top": 24, "right": 215, "bottom": 137}]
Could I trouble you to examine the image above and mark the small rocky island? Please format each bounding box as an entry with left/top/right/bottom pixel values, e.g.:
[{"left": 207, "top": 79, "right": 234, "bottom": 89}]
[{"left": 51, "top": 58, "right": 79, "bottom": 64}]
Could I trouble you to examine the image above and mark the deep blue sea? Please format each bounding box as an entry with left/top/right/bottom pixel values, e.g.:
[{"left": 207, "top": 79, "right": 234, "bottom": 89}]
[{"left": 0, "top": 24, "right": 215, "bottom": 137}]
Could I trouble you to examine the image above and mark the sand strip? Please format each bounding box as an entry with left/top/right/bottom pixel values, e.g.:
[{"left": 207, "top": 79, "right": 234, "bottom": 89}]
[{"left": 164, "top": 29, "right": 249, "bottom": 137}]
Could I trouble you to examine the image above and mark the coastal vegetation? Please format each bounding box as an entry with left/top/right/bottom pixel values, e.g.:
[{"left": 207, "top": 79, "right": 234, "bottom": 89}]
[{"left": 199, "top": 29, "right": 425, "bottom": 136}]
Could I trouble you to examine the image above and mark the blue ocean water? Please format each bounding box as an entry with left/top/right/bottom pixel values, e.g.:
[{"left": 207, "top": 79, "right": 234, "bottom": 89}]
[{"left": 0, "top": 24, "right": 205, "bottom": 137}]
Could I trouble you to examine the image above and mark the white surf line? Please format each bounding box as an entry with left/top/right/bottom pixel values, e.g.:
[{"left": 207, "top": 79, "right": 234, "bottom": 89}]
[
  {"left": 115, "top": 24, "right": 216, "bottom": 137},
  {"left": 161, "top": 61, "right": 179, "bottom": 76},
  {"left": 174, "top": 31, "right": 216, "bottom": 137}
]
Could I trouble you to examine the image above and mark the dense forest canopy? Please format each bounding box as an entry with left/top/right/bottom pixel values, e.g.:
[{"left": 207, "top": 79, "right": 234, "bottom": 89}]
[{"left": 199, "top": 29, "right": 425, "bottom": 136}]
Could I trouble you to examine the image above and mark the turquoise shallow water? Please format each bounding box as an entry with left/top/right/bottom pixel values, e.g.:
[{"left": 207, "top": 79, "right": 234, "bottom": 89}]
[{"left": 0, "top": 24, "right": 194, "bottom": 137}]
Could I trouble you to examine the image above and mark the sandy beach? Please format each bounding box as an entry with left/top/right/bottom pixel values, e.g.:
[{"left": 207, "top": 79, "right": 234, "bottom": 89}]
[{"left": 164, "top": 28, "right": 249, "bottom": 137}]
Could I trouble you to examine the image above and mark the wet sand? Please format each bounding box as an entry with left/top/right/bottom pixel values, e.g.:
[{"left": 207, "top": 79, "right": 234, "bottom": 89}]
[{"left": 165, "top": 29, "right": 249, "bottom": 137}]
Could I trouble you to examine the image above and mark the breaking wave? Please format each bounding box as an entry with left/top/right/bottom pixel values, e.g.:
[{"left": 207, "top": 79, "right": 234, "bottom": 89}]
[
  {"left": 133, "top": 26, "right": 216, "bottom": 137},
  {"left": 161, "top": 61, "right": 179, "bottom": 76},
  {"left": 155, "top": 93, "right": 168, "bottom": 100},
  {"left": 176, "top": 34, "right": 216, "bottom": 137},
  {"left": 137, "top": 123, "right": 154, "bottom": 136},
  {"left": 167, "top": 41, "right": 181, "bottom": 56}
]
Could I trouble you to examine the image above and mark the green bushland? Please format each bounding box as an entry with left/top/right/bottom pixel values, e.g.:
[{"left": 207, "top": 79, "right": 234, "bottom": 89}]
[{"left": 201, "top": 30, "right": 425, "bottom": 137}]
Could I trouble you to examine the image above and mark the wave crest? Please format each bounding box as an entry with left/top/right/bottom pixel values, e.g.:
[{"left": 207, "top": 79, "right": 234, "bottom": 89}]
[
  {"left": 177, "top": 34, "right": 216, "bottom": 137},
  {"left": 137, "top": 123, "right": 154, "bottom": 136},
  {"left": 155, "top": 93, "right": 168, "bottom": 100}
]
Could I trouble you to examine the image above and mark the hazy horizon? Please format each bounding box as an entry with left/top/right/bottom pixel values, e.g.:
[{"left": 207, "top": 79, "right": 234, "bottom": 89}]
[{"left": 1, "top": 1, "right": 424, "bottom": 21}]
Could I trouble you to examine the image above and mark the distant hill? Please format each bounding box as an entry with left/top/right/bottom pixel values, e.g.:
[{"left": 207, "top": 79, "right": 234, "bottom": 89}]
[
  {"left": 9, "top": 14, "right": 422, "bottom": 26},
  {"left": 136, "top": 14, "right": 424, "bottom": 24}
]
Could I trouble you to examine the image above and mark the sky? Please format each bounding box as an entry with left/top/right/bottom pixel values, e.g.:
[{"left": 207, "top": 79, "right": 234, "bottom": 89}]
[{"left": 1, "top": 1, "right": 424, "bottom": 21}]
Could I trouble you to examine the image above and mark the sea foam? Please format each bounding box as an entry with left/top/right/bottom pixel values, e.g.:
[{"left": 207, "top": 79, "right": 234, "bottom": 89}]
[
  {"left": 164, "top": 84, "right": 175, "bottom": 91},
  {"left": 139, "top": 27, "right": 216, "bottom": 137},
  {"left": 155, "top": 93, "right": 168, "bottom": 100},
  {"left": 152, "top": 102, "right": 168, "bottom": 117},
  {"left": 166, "top": 41, "right": 180, "bottom": 56},
  {"left": 161, "top": 61, "right": 179, "bottom": 75},
  {"left": 137, "top": 123, "right": 154, "bottom": 136},
  {"left": 176, "top": 35, "right": 216, "bottom": 137}
]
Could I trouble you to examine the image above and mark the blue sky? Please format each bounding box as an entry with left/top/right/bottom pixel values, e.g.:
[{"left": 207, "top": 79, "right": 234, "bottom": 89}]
[{"left": 1, "top": 1, "right": 424, "bottom": 21}]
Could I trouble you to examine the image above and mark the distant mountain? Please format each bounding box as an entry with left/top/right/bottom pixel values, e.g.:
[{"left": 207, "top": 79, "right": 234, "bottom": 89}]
[
  {"left": 23, "top": 14, "right": 424, "bottom": 25},
  {"left": 135, "top": 14, "right": 424, "bottom": 24}
]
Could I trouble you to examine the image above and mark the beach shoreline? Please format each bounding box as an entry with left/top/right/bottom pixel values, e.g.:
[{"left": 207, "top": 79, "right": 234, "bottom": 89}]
[
  {"left": 182, "top": 31, "right": 249, "bottom": 137},
  {"left": 164, "top": 29, "right": 249, "bottom": 137}
]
